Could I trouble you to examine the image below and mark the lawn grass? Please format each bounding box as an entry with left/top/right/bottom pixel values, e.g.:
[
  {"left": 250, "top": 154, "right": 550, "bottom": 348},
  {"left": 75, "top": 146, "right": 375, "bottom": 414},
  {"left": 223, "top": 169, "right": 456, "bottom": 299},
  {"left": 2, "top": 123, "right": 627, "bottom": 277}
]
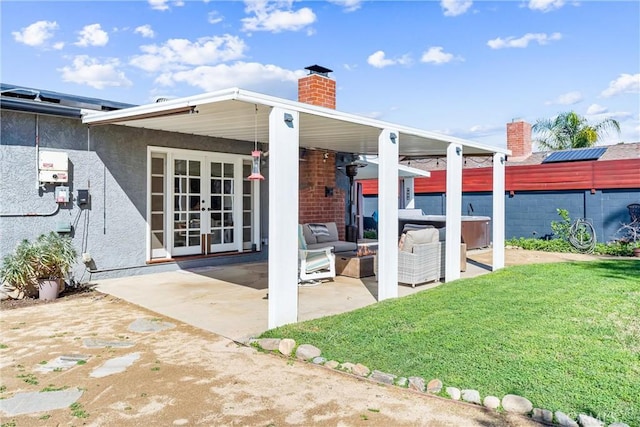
[{"left": 260, "top": 260, "right": 640, "bottom": 425}]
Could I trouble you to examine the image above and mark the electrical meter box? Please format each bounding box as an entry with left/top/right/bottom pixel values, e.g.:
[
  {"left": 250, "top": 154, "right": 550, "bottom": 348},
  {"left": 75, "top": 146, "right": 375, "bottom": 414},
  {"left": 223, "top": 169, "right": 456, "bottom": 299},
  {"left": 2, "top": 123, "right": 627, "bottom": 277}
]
[{"left": 39, "top": 151, "right": 69, "bottom": 183}]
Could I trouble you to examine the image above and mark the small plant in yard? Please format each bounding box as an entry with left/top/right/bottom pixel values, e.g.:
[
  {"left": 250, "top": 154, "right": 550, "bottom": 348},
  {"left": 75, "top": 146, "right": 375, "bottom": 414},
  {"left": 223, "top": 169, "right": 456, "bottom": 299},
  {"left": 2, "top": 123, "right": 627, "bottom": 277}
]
[
  {"left": 70, "top": 402, "right": 89, "bottom": 418},
  {"left": 17, "top": 373, "right": 38, "bottom": 385}
]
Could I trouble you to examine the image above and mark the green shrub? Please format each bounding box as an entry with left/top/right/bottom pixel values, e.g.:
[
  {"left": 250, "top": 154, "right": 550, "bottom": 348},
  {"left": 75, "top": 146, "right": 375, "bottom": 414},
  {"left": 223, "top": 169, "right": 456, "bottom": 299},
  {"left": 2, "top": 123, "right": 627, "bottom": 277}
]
[{"left": 506, "top": 237, "right": 634, "bottom": 256}]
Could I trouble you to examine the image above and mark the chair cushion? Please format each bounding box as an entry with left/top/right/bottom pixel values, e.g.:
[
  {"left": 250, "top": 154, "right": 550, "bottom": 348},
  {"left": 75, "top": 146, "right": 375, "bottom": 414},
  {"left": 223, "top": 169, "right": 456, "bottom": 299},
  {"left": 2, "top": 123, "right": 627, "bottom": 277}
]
[
  {"left": 316, "top": 222, "right": 339, "bottom": 243},
  {"left": 401, "top": 228, "right": 439, "bottom": 253},
  {"left": 304, "top": 252, "right": 331, "bottom": 272}
]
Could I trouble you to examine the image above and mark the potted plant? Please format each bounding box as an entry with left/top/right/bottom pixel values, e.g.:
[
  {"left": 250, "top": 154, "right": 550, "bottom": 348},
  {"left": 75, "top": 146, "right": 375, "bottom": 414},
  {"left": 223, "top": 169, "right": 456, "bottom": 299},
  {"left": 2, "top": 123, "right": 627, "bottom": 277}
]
[{"left": 0, "top": 232, "right": 77, "bottom": 300}]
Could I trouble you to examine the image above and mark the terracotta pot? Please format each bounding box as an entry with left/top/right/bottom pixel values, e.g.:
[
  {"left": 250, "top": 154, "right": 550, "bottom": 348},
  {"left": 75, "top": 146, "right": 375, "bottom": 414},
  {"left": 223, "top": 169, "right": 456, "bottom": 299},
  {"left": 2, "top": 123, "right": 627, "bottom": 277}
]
[
  {"left": 38, "top": 279, "right": 60, "bottom": 301},
  {"left": 633, "top": 247, "right": 640, "bottom": 258}
]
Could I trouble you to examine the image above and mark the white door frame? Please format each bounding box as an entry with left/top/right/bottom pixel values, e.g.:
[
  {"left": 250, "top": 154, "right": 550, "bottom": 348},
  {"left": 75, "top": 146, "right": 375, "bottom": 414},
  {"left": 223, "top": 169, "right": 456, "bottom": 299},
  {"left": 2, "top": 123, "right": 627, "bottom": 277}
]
[{"left": 146, "top": 146, "right": 258, "bottom": 261}]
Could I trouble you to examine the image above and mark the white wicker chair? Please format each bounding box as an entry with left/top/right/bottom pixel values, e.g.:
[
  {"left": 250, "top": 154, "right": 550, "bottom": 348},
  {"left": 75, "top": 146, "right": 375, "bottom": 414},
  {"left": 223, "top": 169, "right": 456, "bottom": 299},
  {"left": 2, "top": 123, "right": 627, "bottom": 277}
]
[{"left": 397, "top": 228, "right": 441, "bottom": 287}]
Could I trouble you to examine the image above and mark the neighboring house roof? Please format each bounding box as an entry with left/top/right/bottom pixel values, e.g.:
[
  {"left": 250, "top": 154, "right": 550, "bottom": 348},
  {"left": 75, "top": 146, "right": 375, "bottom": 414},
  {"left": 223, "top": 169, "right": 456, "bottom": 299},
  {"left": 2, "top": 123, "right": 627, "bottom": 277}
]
[{"left": 0, "top": 83, "right": 135, "bottom": 115}]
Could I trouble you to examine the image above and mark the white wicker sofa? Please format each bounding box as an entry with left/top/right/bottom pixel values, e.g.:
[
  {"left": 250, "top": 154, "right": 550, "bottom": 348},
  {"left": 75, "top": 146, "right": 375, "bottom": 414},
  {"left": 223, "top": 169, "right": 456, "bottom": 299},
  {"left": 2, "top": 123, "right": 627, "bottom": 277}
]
[{"left": 398, "top": 228, "right": 442, "bottom": 287}]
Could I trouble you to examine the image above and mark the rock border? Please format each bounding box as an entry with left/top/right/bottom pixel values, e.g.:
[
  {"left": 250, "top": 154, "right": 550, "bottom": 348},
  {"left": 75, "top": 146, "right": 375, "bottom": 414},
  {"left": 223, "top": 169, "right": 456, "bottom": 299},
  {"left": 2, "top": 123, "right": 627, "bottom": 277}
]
[{"left": 250, "top": 338, "right": 630, "bottom": 427}]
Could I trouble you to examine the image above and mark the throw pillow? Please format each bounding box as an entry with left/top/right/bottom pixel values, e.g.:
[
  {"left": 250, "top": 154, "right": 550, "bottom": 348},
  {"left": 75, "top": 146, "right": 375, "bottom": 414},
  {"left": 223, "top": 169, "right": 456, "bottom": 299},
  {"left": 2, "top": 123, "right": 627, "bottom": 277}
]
[{"left": 308, "top": 223, "right": 330, "bottom": 237}]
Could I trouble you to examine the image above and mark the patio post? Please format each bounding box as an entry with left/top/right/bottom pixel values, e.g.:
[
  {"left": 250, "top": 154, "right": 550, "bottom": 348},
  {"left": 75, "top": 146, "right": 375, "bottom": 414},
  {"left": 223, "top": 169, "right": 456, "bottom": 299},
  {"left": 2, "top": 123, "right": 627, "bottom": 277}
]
[
  {"left": 267, "top": 107, "right": 300, "bottom": 329},
  {"left": 377, "top": 128, "right": 399, "bottom": 301},
  {"left": 492, "top": 152, "right": 506, "bottom": 270},
  {"left": 445, "top": 143, "right": 463, "bottom": 282}
]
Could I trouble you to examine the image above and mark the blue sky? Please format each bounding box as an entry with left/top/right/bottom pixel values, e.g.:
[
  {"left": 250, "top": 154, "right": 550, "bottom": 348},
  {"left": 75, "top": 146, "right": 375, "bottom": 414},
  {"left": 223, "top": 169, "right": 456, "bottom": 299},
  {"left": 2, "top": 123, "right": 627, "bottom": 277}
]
[{"left": 2, "top": 0, "right": 639, "bottom": 149}]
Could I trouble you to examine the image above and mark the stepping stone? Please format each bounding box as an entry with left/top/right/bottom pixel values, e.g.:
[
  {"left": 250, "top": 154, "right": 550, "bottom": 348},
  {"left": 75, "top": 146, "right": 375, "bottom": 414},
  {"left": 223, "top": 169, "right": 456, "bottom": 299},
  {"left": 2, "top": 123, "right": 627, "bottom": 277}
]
[
  {"left": 90, "top": 352, "right": 141, "bottom": 378},
  {"left": 128, "top": 318, "right": 175, "bottom": 333},
  {"left": 0, "top": 388, "right": 83, "bottom": 416},
  {"left": 35, "top": 354, "right": 90, "bottom": 372},
  {"left": 83, "top": 338, "right": 135, "bottom": 348}
]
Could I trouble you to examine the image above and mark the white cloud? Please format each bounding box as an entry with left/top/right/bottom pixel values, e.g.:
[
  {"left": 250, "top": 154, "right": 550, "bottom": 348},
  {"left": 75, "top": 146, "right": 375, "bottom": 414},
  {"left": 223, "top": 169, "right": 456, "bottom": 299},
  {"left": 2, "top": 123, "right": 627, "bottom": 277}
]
[
  {"left": 12, "top": 20, "right": 59, "bottom": 47},
  {"left": 155, "top": 61, "right": 304, "bottom": 95},
  {"left": 327, "top": 0, "right": 363, "bottom": 12},
  {"left": 130, "top": 35, "right": 247, "bottom": 72},
  {"left": 586, "top": 104, "right": 607, "bottom": 115},
  {"left": 58, "top": 55, "right": 132, "bottom": 89},
  {"left": 441, "top": 0, "right": 473, "bottom": 17},
  {"left": 421, "top": 46, "right": 461, "bottom": 64},
  {"left": 367, "top": 50, "right": 411, "bottom": 68},
  {"left": 149, "top": 0, "right": 169, "bottom": 11},
  {"left": 528, "top": 0, "right": 565, "bottom": 12},
  {"left": 545, "top": 91, "right": 583, "bottom": 105},
  {"left": 208, "top": 11, "right": 224, "bottom": 24},
  {"left": 135, "top": 25, "right": 155, "bottom": 38},
  {"left": 75, "top": 24, "right": 109, "bottom": 47},
  {"left": 487, "top": 32, "right": 562, "bottom": 49},
  {"left": 52, "top": 41, "right": 65, "bottom": 50},
  {"left": 601, "top": 73, "right": 640, "bottom": 98},
  {"left": 242, "top": 1, "right": 316, "bottom": 33}
]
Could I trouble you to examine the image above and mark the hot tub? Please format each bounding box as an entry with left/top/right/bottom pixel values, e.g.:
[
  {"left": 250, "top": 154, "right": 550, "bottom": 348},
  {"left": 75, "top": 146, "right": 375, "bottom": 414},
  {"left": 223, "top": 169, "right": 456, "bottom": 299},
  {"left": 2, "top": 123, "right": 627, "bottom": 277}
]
[{"left": 398, "top": 213, "right": 491, "bottom": 250}]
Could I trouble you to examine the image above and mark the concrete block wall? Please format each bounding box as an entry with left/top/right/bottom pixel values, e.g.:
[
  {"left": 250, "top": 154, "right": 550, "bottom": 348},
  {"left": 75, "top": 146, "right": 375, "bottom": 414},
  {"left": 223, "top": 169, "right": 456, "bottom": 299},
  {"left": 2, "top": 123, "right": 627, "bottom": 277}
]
[{"left": 364, "top": 187, "right": 640, "bottom": 243}]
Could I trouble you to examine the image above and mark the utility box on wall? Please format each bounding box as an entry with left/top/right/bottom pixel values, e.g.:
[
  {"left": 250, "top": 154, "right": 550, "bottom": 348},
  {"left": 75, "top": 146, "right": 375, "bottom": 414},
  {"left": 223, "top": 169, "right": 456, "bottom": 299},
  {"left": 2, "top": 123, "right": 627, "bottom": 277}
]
[{"left": 39, "top": 151, "right": 69, "bottom": 183}]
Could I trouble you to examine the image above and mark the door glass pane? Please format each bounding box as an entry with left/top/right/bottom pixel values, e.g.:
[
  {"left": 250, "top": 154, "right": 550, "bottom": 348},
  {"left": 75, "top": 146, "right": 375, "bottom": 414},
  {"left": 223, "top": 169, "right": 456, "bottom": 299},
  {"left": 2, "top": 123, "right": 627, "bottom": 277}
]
[
  {"left": 189, "top": 178, "right": 201, "bottom": 193},
  {"left": 223, "top": 180, "right": 233, "bottom": 194},
  {"left": 152, "top": 195, "right": 164, "bottom": 211},
  {"left": 152, "top": 232, "right": 164, "bottom": 250},
  {"left": 189, "top": 161, "right": 200, "bottom": 176},
  {"left": 211, "top": 230, "right": 221, "bottom": 244},
  {"left": 174, "top": 160, "right": 187, "bottom": 175},
  {"left": 151, "top": 176, "right": 164, "bottom": 193},
  {"left": 224, "top": 229, "right": 233, "bottom": 243},
  {"left": 212, "top": 179, "right": 222, "bottom": 194},
  {"left": 174, "top": 177, "right": 186, "bottom": 192},
  {"left": 224, "top": 213, "right": 233, "bottom": 226},
  {"left": 211, "top": 163, "right": 222, "bottom": 177},
  {"left": 211, "top": 196, "right": 221, "bottom": 210},
  {"left": 189, "top": 235, "right": 200, "bottom": 246},
  {"left": 152, "top": 158, "right": 164, "bottom": 174},
  {"left": 243, "top": 195, "right": 250, "bottom": 210},
  {"left": 223, "top": 196, "right": 233, "bottom": 210},
  {"left": 151, "top": 213, "right": 163, "bottom": 230},
  {"left": 174, "top": 232, "right": 186, "bottom": 247},
  {"left": 243, "top": 228, "right": 251, "bottom": 242},
  {"left": 224, "top": 163, "right": 234, "bottom": 177}
]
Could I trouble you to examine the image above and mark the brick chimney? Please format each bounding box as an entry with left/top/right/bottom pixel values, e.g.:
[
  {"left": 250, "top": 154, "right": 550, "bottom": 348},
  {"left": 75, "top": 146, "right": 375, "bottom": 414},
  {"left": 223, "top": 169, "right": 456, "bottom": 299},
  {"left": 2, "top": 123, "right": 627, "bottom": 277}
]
[
  {"left": 298, "top": 65, "right": 336, "bottom": 109},
  {"left": 506, "top": 119, "right": 532, "bottom": 159}
]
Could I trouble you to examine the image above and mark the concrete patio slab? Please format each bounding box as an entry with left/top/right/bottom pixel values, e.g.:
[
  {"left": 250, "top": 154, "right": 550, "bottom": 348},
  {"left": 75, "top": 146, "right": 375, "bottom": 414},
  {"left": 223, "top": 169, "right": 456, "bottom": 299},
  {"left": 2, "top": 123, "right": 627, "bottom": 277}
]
[{"left": 95, "top": 259, "right": 491, "bottom": 343}]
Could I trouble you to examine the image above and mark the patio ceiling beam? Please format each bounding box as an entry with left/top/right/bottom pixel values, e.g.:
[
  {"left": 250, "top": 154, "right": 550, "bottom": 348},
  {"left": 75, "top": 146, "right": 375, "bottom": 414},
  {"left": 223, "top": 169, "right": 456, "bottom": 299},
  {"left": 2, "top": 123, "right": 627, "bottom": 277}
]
[
  {"left": 377, "top": 128, "right": 399, "bottom": 301},
  {"left": 492, "top": 153, "right": 506, "bottom": 271},
  {"left": 267, "top": 107, "right": 300, "bottom": 329},
  {"left": 445, "top": 143, "right": 463, "bottom": 282}
]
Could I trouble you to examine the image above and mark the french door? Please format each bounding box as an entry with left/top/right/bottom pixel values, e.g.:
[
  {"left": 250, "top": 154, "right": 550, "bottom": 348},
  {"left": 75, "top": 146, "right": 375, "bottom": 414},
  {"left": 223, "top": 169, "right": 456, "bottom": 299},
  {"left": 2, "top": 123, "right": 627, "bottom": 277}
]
[{"left": 148, "top": 148, "right": 259, "bottom": 259}]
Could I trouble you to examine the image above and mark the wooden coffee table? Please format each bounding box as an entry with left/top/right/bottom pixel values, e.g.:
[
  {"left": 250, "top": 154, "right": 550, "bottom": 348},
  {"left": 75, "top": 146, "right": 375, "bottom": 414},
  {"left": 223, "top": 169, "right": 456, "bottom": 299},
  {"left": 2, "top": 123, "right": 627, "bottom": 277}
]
[{"left": 335, "top": 252, "right": 376, "bottom": 278}]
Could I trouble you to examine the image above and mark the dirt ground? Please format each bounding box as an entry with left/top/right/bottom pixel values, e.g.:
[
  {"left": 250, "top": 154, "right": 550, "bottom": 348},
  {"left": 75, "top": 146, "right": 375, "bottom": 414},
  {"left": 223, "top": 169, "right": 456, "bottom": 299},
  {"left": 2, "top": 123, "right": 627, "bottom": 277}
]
[{"left": 0, "top": 249, "right": 609, "bottom": 426}]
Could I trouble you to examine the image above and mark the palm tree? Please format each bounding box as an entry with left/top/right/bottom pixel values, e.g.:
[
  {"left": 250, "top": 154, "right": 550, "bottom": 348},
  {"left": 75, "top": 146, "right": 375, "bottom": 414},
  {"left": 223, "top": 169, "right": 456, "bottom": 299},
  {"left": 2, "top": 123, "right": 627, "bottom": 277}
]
[{"left": 532, "top": 111, "right": 620, "bottom": 151}]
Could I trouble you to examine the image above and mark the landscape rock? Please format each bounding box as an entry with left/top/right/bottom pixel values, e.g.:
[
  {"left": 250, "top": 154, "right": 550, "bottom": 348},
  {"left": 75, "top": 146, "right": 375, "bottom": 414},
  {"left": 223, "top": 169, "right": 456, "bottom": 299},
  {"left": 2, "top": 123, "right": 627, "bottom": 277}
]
[
  {"left": 324, "top": 360, "right": 339, "bottom": 369},
  {"left": 35, "top": 354, "right": 91, "bottom": 372},
  {"left": 426, "top": 379, "right": 443, "bottom": 394},
  {"left": 295, "top": 344, "right": 321, "bottom": 360},
  {"left": 408, "top": 376, "right": 426, "bottom": 392},
  {"left": 461, "top": 389, "right": 481, "bottom": 405},
  {"left": 483, "top": 396, "right": 500, "bottom": 410},
  {"left": 555, "top": 411, "right": 579, "bottom": 427},
  {"left": 278, "top": 338, "right": 296, "bottom": 356},
  {"left": 446, "top": 387, "right": 461, "bottom": 400},
  {"left": 0, "top": 388, "right": 84, "bottom": 416},
  {"left": 256, "top": 338, "right": 280, "bottom": 351},
  {"left": 501, "top": 394, "right": 533, "bottom": 414},
  {"left": 532, "top": 408, "right": 553, "bottom": 423},
  {"left": 352, "top": 363, "right": 370, "bottom": 377},
  {"left": 90, "top": 352, "right": 141, "bottom": 378},
  {"left": 83, "top": 338, "right": 135, "bottom": 348},
  {"left": 577, "top": 414, "right": 604, "bottom": 427},
  {"left": 608, "top": 423, "right": 630, "bottom": 427},
  {"left": 396, "top": 377, "right": 408, "bottom": 387},
  {"left": 370, "top": 370, "right": 396, "bottom": 385},
  {"left": 340, "top": 362, "right": 355, "bottom": 373},
  {"left": 311, "top": 356, "right": 326, "bottom": 365}
]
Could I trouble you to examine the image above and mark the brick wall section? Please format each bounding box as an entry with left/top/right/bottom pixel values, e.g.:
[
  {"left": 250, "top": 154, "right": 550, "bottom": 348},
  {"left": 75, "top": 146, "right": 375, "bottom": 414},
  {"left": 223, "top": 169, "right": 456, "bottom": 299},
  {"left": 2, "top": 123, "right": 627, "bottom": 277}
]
[
  {"left": 506, "top": 121, "right": 532, "bottom": 159},
  {"left": 299, "top": 150, "right": 346, "bottom": 240},
  {"left": 298, "top": 74, "right": 336, "bottom": 109}
]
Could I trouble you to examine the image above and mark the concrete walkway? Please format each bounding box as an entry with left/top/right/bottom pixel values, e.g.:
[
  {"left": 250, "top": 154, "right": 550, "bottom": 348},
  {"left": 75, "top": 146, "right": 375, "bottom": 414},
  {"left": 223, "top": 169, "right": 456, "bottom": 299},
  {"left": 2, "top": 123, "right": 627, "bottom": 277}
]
[{"left": 95, "top": 257, "right": 491, "bottom": 343}]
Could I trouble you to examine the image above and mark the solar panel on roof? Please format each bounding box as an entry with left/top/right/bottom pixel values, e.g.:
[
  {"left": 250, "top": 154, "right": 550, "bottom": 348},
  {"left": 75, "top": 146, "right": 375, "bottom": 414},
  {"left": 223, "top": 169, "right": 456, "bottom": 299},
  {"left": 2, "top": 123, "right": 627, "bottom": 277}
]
[{"left": 542, "top": 147, "right": 607, "bottom": 163}]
